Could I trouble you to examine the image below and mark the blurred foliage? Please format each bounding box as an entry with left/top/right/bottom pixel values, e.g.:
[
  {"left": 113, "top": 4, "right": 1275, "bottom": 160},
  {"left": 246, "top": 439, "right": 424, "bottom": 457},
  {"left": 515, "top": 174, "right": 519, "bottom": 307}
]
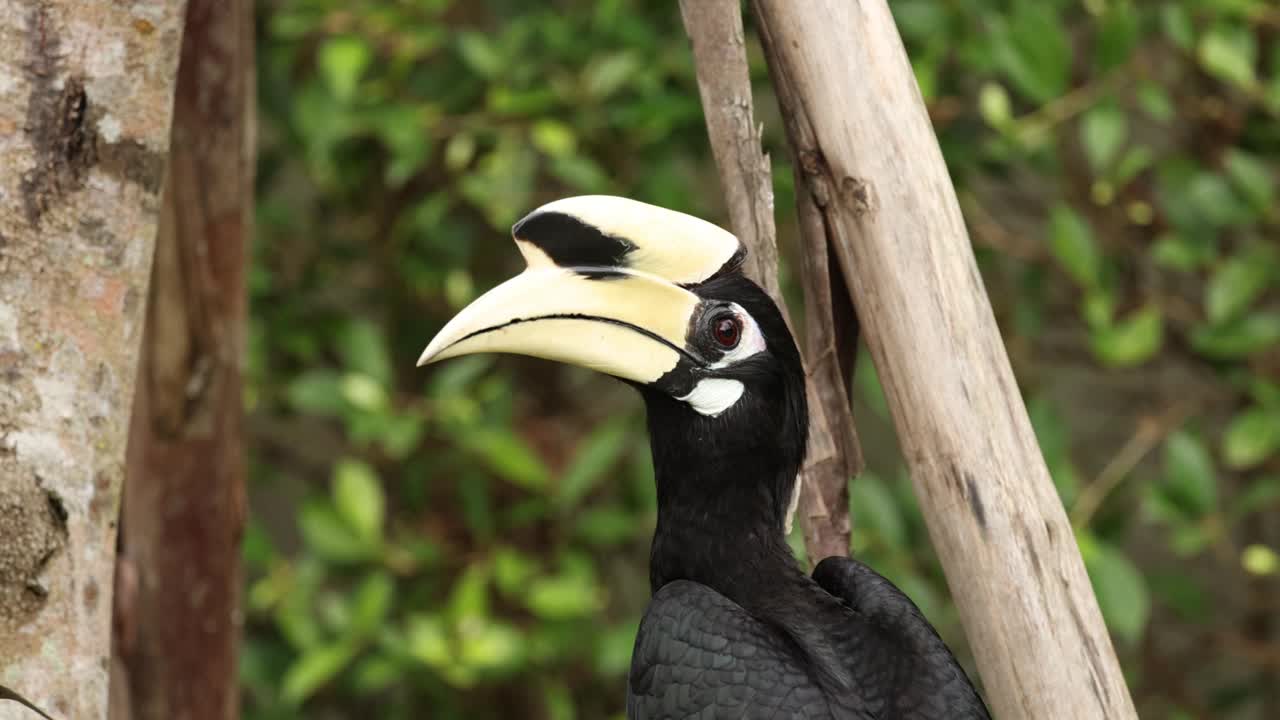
[{"left": 244, "top": 1, "right": 1280, "bottom": 718}]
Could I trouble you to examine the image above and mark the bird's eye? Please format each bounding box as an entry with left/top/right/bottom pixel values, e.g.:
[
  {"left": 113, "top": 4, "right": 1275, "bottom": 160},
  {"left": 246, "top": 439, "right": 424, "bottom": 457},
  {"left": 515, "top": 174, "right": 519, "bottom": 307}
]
[{"left": 711, "top": 314, "right": 741, "bottom": 349}]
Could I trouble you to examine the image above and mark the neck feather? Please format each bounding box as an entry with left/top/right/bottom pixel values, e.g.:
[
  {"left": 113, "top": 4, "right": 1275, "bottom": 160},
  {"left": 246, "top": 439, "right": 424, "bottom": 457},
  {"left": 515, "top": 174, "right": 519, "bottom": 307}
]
[{"left": 641, "top": 384, "right": 806, "bottom": 595}]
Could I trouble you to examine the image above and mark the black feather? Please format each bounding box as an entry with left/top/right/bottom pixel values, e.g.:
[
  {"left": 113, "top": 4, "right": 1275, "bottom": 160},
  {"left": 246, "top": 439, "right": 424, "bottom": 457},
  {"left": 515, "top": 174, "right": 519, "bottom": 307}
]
[{"left": 626, "top": 272, "right": 990, "bottom": 719}]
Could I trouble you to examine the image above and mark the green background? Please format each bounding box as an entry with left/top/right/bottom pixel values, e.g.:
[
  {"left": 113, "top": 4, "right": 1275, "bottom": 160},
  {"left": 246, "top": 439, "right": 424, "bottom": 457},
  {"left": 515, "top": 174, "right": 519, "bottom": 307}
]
[{"left": 244, "top": 1, "right": 1280, "bottom": 718}]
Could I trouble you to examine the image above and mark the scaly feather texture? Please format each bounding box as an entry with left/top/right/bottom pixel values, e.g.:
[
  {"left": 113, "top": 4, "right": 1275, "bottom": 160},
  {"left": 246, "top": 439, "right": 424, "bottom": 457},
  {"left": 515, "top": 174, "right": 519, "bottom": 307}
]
[{"left": 628, "top": 276, "right": 990, "bottom": 719}]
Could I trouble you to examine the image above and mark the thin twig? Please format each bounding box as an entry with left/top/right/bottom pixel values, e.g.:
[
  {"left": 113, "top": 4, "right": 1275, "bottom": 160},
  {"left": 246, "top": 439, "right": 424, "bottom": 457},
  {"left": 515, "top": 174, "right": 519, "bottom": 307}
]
[
  {"left": 960, "top": 191, "right": 1044, "bottom": 262},
  {"left": 1071, "top": 403, "right": 1194, "bottom": 529}
]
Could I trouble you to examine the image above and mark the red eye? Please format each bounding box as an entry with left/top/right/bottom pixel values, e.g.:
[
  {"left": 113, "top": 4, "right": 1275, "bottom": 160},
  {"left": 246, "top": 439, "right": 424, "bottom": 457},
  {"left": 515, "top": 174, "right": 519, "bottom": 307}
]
[{"left": 712, "top": 314, "right": 741, "bottom": 349}]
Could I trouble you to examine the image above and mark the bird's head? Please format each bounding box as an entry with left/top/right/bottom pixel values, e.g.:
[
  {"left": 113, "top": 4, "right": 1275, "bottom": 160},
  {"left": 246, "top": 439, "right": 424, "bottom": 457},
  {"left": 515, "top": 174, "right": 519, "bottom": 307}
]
[{"left": 419, "top": 196, "right": 808, "bottom": 521}]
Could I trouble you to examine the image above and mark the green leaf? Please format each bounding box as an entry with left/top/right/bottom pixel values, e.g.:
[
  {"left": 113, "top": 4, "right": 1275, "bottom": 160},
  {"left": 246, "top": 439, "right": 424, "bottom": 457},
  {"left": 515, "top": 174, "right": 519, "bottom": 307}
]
[
  {"left": 531, "top": 120, "right": 577, "bottom": 158},
  {"left": 1029, "top": 397, "right": 1079, "bottom": 506},
  {"left": 493, "top": 547, "right": 539, "bottom": 597},
  {"left": 1158, "top": 163, "right": 1248, "bottom": 231},
  {"left": 893, "top": 0, "right": 948, "bottom": 41},
  {"left": 912, "top": 56, "right": 939, "bottom": 101},
  {"left": 350, "top": 655, "right": 402, "bottom": 694},
  {"left": 550, "top": 155, "right": 611, "bottom": 193},
  {"left": 1205, "top": 248, "right": 1273, "bottom": 323},
  {"left": 429, "top": 355, "right": 493, "bottom": 396},
  {"left": 273, "top": 562, "right": 325, "bottom": 649},
  {"left": 1081, "top": 288, "right": 1116, "bottom": 330},
  {"left": 457, "top": 620, "right": 524, "bottom": 671},
  {"left": 337, "top": 320, "right": 394, "bottom": 387},
  {"left": 341, "top": 373, "right": 387, "bottom": 412},
  {"left": 407, "top": 614, "right": 452, "bottom": 668},
  {"left": 456, "top": 470, "right": 494, "bottom": 540},
  {"left": 1151, "top": 234, "right": 1211, "bottom": 272},
  {"left": 241, "top": 520, "right": 276, "bottom": 570},
  {"left": 464, "top": 429, "right": 550, "bottom": 491},
  {"left": 1163, "top": 431, "right": 1217, "bottom": 517},
  {"left": 448, "top": 564, "right": 491, "bottom": 623},
  {"left": 1231, "top": 477, "right": 1280, "bottom": 519},
  {"left": 287, "top": 370, "right": 346, "bottom": 416},
  {"left": 1198, "top": 24, "right": 1258, "bottom": 89},
  {"left": 1191, "top": 312, "right": 1280, "bottom": 358},
  {"left": 525, "top": 573, "right": 602, "bottom": 619},
  {"left": 456, "top": 32, "right": 503, "bottom": 77},
  {"left": 348, "top": 572, "right": 394, "bottom": 638},
  {"left": 1090, "top": 305, "right": 1163, "bottom": 367},
  {"left": 557, "top": 420, "right": 629, "bottom": 508},
  {"left": 543, "top": 682, "right": 576, "bottom": 720},
  {"left": 1222, "top": 407, "right": 1280, "bottom": 469},
  {"left": 1137, "top": 83, "right": 1175, "bottom": 122},
  {"left": 1048, "top": 205, "right": 1102, "bottom": 288},
  {"left": 1094, "top": 3, "right": 1139, "bottom": 71},
  {"left": 594, "top": 621, "right": 640, "bottom": 677},
  {"left": 849, "top": 474, "right": 906, "bottom": 550},
  {"left": 991, "top": 5, "right": 1071, "bottom": 102},
  {"left": 978, "top": 82, "right": 1012, "bottom": 129},
  {"left": 1113, "top": 146, "right": 1153, "bottom": 186},
  {"left": 444, "top": 133, "right": 476, "bottom": 172},
  {"left": 1224, "top": 149, "right": 1275, "bottom": 211},
  {"left": 1251, "top": 379, "right": 1280, "bottom": 409},
  {"left": 282, "top": 642, "right": 357, "bottom": 704},
  {"left": 573, "top": 506, "right": 639, "bottom": 546},
  {"left": 1242, "top": 544, "right": 1279, "bottom": 576},
  {"left": 319, "top": 36, "right": 372, "bottom": 103},
  {"left": 333, "top": 459, "right": 385, "bottom": 544},
  {"left": 378, "top": 413, "right": 424, "bottom": 460},
  {"left": 1149, "top": 572, "right": 1207, "bottom": 622},
  {"left": 1081, "top": 104, "right": 1128, "bottom": 173},
  {"left": 583, "top": 52, "right": 639, "bottom": 99},
  {"left": 1160, "top": 4, "right": 1195, "bottom": 51},
  {"left": 299, "top": 500, "right": 371, "bottom": 563},
  {"left": 1084, "top": 539, "right": 1150, "bottom": 644}
]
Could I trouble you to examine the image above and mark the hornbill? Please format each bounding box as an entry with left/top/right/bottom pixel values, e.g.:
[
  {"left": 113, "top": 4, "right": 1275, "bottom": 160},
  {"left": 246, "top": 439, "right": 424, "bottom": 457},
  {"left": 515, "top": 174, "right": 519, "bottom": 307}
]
[{"left": 419, "top": 196, "right": 991, "bottom": 719}]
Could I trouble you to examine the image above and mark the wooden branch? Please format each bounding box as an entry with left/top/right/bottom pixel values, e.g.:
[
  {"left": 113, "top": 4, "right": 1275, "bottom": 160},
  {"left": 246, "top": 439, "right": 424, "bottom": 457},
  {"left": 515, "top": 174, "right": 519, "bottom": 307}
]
[
  {"left": 752, "top": 1, "right": 1137, "bottom": 717},
  {"left": 678, "top": 0, "right": 859, "bottom": 561},
  {"left": 0, "top": 3, "right": 188, "bottom": 718},
  {"left": 110, "top": 2, "right": 253, "bottom": 719},
  {"left": 676, "top": 0, "right": 778, "bottom": 294}
]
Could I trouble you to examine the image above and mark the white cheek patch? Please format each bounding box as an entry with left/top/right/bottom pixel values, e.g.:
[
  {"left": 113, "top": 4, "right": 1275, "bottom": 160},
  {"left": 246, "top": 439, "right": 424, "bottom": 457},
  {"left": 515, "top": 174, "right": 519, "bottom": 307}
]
[
  {"left": 677, "top": 304, "right": 764, "bottom": 416},
  {"left": 677, "top": 378, "right": 746, "bottom": 417}
]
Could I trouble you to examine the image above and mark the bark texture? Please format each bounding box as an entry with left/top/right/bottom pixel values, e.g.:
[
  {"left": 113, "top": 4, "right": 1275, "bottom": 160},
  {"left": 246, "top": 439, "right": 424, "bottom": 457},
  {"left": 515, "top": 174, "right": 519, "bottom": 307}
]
[
  {"left": 678, "top": 0, "right": 860, "bottom": 562},
  {"left": 752, "top": 1, "right": 1137, "bottom": 717},
  {"left": 109, "top": 1, "right": 253, "bottom": 718},
  {"left": 0, "top": 2, "right": 187, "bottom": 719}
]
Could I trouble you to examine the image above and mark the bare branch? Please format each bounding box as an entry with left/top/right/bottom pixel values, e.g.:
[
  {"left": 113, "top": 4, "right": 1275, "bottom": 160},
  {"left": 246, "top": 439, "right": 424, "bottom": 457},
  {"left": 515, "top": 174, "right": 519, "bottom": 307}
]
[
  {"left": 752, "top": 1, "right": 1138, "bottom": 717},
  {"left": 110, "top": 2, "right": 254, "bottom": 719},
  {"left": 679, "top": 0, "right": 859, "bottom": 561}
]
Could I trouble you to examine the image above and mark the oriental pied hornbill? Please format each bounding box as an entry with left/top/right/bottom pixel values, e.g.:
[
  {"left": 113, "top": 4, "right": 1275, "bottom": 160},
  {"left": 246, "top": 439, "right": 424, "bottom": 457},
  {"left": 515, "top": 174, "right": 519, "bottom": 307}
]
[{"left": 419, "top": 196, "right": 990, "bottom": 719}]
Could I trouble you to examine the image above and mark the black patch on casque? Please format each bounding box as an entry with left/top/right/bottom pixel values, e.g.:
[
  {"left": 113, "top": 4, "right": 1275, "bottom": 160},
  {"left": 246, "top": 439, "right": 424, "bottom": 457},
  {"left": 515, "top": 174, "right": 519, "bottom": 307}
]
[{"left": 512, "top": 211, "right": 635, "bottom": 269}]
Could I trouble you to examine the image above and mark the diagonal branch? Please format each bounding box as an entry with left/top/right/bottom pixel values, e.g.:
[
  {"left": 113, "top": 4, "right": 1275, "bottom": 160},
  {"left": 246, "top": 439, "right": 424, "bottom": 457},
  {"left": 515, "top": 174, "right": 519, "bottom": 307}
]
[
  {"left": 679, "top": 0, "right": 861, "bottom": 562},
  {"left": 751, "top": 1, "right": 1137, "bottom": 717}
]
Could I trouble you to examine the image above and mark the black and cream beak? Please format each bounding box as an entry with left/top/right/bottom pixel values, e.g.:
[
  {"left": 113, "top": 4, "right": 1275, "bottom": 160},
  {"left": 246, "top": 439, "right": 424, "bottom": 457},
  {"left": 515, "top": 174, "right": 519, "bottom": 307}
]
[{"left": 418, "top": 196, "right": 764, "bottom": 415}]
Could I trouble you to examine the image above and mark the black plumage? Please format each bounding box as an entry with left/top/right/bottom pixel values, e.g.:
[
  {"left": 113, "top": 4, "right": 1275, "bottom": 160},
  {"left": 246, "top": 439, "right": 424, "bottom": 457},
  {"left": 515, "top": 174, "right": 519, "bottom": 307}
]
[
  {"left": 419, "top": 196, "right": 991, "bottom": 719},
  {"left": 628, "top": 276, "right": 990, "bottom": 719}
]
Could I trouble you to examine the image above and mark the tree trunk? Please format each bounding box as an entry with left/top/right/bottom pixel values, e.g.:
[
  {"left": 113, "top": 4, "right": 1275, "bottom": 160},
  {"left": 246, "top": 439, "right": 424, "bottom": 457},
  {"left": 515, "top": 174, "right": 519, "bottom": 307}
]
[
  {"left": 752, "top": 1, "right": 1137, "bottom": 718},
  {"left": 0, "top": 2, "right": 187, "bottom": 719},
  {"left": 678, "top": 0, "right": 860, "bottom": 562},
  {"left": 109, "top": 1, "right": 253, "bottom": 719}
]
